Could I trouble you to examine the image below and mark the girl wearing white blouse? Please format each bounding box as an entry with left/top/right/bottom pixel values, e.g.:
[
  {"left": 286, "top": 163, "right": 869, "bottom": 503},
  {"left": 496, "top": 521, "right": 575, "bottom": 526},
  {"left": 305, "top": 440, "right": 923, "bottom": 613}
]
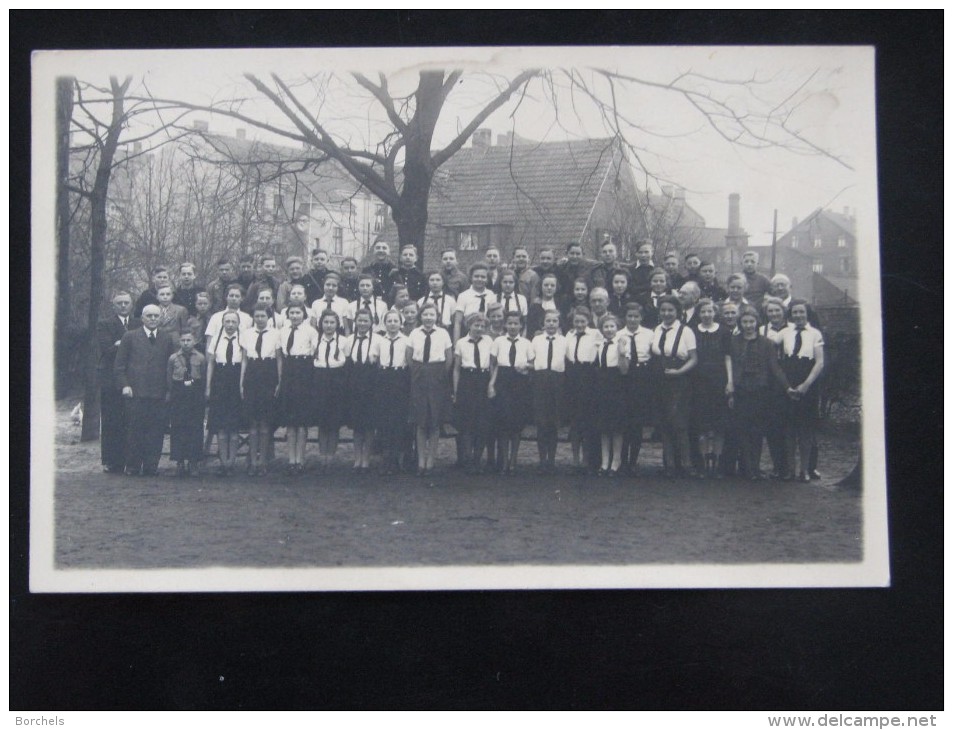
[
  {"left": 205, "top": 310, "right": 245, "bottom": 476},
  {"left": 239, "top": 305, "right": 283, "bottom": 476},
  {"left": 452, "top": 312, "right": 493, "bottom": 474},
  {"left": 346, "top": 275, "right": 388, "bottom": 334},
  {"left": 313, "top": 310, "right": 350, "bottom": 472},
  {"left": 280, "top": 304, "right": 318, "bottom": 475},
  {"left": 417, "top": 271, "right": 457, "bottom": 332},
  {"left": 370, "top": 311, "right": 412, "bottom": 476},
  {"left": 406, "top": 302, "right": 453, "bottom": 476},
  {"left": 530, "top": 310, "right": 567, "bottom": 474},
  {"left": 346, "top": 309, "right": 377, "bottom": 471},
  {"left": 780, "top": 300, "right": 825, "bottom": 482},
  {"left": 593, "top": 314, "right": 630, "bottom": 476},
  {"left": 620, "top": 302, "right": 655, "bottom": 475},
  {"left": 488, "top": 311, "right": 534, "bottom": 475},
  {"left": 651, "top": 296, "right": 698, "bottom": 478},
  {"left": 564, "top": 306, "right": 599, "bottom": 473}
]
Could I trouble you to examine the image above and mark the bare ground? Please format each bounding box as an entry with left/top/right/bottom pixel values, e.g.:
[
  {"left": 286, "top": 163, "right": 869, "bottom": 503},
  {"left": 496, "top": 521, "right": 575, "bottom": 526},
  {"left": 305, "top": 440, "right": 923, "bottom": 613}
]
[{"left": 51, "top": 400, "right": 862, "bottom": 569}]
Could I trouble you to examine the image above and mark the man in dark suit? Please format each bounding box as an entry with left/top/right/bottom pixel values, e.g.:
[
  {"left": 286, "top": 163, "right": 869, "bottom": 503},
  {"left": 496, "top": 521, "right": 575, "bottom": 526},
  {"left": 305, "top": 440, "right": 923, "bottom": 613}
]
[
  {"left": 677, "top": 281, "right": 703, "bottom": 329},
  {"left": 133, "top": 266, "right": 171, "bottom": 318},
  {"left": 97, "top": 291, "right": 140, "bottom": 473},
  {"left": 114, "top": 304, "right": 176, "bottom": 476}
]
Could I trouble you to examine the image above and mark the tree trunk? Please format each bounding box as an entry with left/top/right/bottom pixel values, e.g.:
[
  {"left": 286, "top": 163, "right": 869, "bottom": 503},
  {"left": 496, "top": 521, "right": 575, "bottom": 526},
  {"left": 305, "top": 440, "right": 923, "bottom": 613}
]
[
  {"left": 55, "top": 76, "right": 74, "bottom": 398},
  {"left": 394, "top": 171, "right": 432, "bottom": 269},
  {"left": 80, "top": 76, "right": 131, "bottom": 442}
]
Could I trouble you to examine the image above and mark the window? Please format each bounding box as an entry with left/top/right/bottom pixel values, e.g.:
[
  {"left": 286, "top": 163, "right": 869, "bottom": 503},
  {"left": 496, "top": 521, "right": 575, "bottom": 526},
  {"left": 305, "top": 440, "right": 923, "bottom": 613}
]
[
  {"left": 812, "top": 260, "right": 824, "bottom": 274},
  {"left": 813, "top": 236, "right": 823, "bottom": 249},
  {"left": 332, "top": 227, "right": 344, "bottom": 255},
  {"left": 790, "top": 234, "right": 798, "bottom": 249},
  {"left": 841, "top": 257, "right": 851, "bottom": 274},
  {"left": 374, "top": 204, "right": 386, "bottom": 233},
  {"left": 837, "top": 235, "right": 847, "bottom": 248},
  {"left": 457, "top": 230, "right": 479, "bottom": 250}
]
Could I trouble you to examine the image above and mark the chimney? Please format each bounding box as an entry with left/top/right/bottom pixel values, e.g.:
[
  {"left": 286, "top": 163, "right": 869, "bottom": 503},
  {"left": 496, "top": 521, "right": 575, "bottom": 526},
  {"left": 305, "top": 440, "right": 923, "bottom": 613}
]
[
  {"left": 236, "top": 128, "right": 246, "bottom": 140},
  {"left": 497, "top": 132, "right": 512, "bottom": 147},
  {"left": 728, "top": 193, "right": 741, "bottom": 235},
  {"left": 472, "top": 128, "right": 491, "bottom": 149},
  {"left": 192, "top": 120, "right": 209, "bottom": 132}
]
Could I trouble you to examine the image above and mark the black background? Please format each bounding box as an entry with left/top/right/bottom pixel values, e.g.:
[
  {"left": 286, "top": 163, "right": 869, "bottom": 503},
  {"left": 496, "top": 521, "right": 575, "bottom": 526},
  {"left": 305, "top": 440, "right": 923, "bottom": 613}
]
[{"left": 11, "top": 11, "right": 943, "bottom": 709}]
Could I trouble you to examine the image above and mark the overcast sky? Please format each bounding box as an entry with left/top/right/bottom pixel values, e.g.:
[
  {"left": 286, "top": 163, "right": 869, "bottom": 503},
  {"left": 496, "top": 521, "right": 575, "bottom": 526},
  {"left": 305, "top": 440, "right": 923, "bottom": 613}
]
[{"left": 37, "top": 46, "right": 876, "bottom": 247}]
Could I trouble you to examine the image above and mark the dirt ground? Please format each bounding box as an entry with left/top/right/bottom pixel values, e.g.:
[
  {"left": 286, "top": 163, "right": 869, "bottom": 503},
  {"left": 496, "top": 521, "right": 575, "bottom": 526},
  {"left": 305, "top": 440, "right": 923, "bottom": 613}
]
[{"left": 51, "top": 399, "right": 863, "bottom": 569}]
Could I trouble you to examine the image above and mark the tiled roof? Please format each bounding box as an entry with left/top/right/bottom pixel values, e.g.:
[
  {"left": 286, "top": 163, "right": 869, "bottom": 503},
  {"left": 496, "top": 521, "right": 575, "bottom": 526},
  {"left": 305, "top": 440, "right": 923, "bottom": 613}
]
[
  {"left": 427, "top": 137, "right": 625, "bottom": 243},
  {"left": 813, "top": 272, "right": 858, "bottom": 306}
]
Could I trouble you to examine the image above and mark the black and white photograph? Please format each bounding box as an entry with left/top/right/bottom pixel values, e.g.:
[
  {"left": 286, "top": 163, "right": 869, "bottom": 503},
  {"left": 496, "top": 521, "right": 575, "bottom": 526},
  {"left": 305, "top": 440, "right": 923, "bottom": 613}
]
[{"left": 31, "top": 44, "right": 887, "bottom": 592}]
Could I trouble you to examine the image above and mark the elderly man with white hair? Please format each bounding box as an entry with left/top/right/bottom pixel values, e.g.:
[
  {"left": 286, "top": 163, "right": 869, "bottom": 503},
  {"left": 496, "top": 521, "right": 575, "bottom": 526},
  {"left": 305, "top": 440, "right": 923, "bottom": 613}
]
[
  {"left": 677, "top": 281, "right": 702, "bottom": 328},
  {"left": 770, "top": 274, "right": 793, "bottom": 309},
  {"left": 114, "top": 303, "right": 176, "bottom": 476}
]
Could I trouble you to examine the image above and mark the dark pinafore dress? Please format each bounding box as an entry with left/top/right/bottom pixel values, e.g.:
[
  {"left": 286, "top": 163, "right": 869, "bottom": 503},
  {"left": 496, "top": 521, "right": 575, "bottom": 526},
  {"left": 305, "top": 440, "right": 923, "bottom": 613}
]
[
  {"left": 243, "top": 354, "right": 279, "bottom": 424},
  {"left": 592, "top": 339, "right": 627, "bottom": 434},
  {"left": 208, "top": 338, "right": 244, "bottom": 433},
  {"left": 375, "top": 336, "right": 410, "bottom": 448},
  {"left": 780, "top": 329, "right": 819, "bottom": 428},
  {"left": 563, "top": 332, "right": 594, "bottom": 431},
  {"left": 454, "top": 339, "right": 491, "bottom": 439},
  {"left": 691, "top": 326, "right": 729, "bottom": 431},
  {"left": 654, "top": 324, "right": 692, "bottom": 431},
  {"left": 347, "top": 333, "right": 378, "bottom": 431}
]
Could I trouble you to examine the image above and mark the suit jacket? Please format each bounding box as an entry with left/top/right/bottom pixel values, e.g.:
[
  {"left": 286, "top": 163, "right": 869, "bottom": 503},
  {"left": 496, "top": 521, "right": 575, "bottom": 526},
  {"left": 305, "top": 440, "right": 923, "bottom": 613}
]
[
  {"left": 636, "top": 291, "right": 672, "bottom": 329},
  {"left": 97, "top": 315, "right": 140, "bottom": 387},
  {"left": 114, "top": 328, "right": 176, "bottom": 399}
]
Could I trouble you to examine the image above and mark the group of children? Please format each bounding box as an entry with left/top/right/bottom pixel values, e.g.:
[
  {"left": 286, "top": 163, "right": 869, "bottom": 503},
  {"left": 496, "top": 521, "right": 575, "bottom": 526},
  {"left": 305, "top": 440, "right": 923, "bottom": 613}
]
[{"left": 155, "top": 245, "right": 825, "bottom": 483}]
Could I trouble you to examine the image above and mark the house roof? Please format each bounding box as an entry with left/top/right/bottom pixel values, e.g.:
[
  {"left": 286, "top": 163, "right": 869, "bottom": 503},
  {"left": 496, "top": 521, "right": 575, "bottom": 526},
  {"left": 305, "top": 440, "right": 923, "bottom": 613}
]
[
  {"left": 813, "top": 272, "right": 858, "bottom": 306},
  {"left": 780, "top": 208, "right": 856, "bottom": 240},
  {"left": 427, "top": 137, "right": 626, "bottom": 243}
]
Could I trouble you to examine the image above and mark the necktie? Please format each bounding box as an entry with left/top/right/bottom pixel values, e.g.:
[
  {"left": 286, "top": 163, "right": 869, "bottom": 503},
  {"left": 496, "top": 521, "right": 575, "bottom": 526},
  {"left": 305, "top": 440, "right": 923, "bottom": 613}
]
[
  {"left": 225, "top": 337, "right": 233, "bottom": 364},
  {"left": 356, "top": 336, "right": 366, "bottom": 364},
  {"left": 287, "top": 326, "right": 296, "bottom": 355},
  {"left": 255, "top": 330, "right": 264, "bottom": 358},
  {"left": 504, "top": 294, "right": 512, "bottom": 313},
  {"left": 601, "top": 340, "right": 611, "bottom": 368},
  {"left": 324, "top": 298, "right": 333, "bottom": 312},
  {"left": 547, "top": 336, "right": 554, "bottom": 370},
  {"left": 121, "top": 317, "right": 127, "bottom": 328},
  {"left": 478, "top": 294, "right": 486, "bottom": 312},
  {"left": 389, "top": 337, "right": 396, "bottom": 367},
  {"left": 148, "top": 331, "right": 156, "bottom": 343},
  {"left": 659, "top": 327, "right": 670, "bottom": 356},
  {"left": 653, "top": 295, "right": 660, "bottom": 310},
  {"left": 324, "top": 339, "right": 332, "bottom": 365},
  {"left": 472, "top": 339, "right": 481, "bottom": 370},
  {"left": 794, "top": 326, "right": 804, "bottom": 357},
  {"left": 423, "top": 330, "right": 432, "bottom": 363},
  {"left": 574, "top": 331, "right": 584, "bottom": 362},
  {"left": 509, "top": 338, "right": 517, "bottom": 367}
]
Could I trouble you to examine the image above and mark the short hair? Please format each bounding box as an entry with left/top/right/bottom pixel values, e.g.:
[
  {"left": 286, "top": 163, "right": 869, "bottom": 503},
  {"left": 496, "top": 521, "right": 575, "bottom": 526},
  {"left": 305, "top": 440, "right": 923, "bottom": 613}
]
[
  {"left": 742, "top": 250, "right": 759, "bottom": 261},
  {"left": 323, "top": 272, "right": 341, "bottom": 283},
  {"left": 285, "top": 303, "right": 307, "bottom": 316},
  {"left": 684, "top": 251, "right": 701, "bottom": 261},
  {"left": 357, "top": 273, "right": 375, "bottom": 284},
  {"left": 538, "top": 246, "right": 555, "bottom": 256},
  {"left": 259, "top": 253, "right": 277, "bottom": 264},
  {"left": 738, "top": 305, "right": 761, "bottom": 323},
  {"left": 699, "top": 260, "right": 715, "bottom": 269},
  {"left": 353, "top": 308, "right": 373, "bottom": 322},
  {"left": 566, "top": 242, "right": 583, "bottom": 252},
  {"left": 770, "top": 273, "right": 791, "bottom": 286},
  {"left": 657, "top": 294, "right": 682, "bottom": 317},
  {"left": 440, "top": 248, "right": 457, "bottom": 257},
  {"left": 465, "top": 311, "right": 487, "bottom": 328},
  {"left": 390, "top": 283, "right": 409, "bottom": 299},
  {"left": 179, "top": 262, "right": 196, "bottom": 273},
  {"left": 252, "top": 304, "right": 270, "bottom": 315},
  {"left": 571, "top": 305, "right": 592, "bottom": 320},
  {"left": 195, "top": 290, "right": 210, "bottom": 300},
  {"left": 225, "top": 283, "right": 245, "bottom": 297},
  {"left": 624, "top": 302, "right": 644, "bottom": 316},
  {"left": 468, "top": 262, "right": 488, "bottom": 277},
  {"left": 600, "top": 239, "right": 616, "bottom": 249},
  {"left": 485, "top": 245, "right": 500, "bottom": 254},
  {"left": 285, "top": 256, "right": 304, "bottom": 267},
  {"left": 696, "top": 297, "right": 716, "bottom": 314},
  {"left": 399, "top": 244, "right": 417, "bottom": 254},
  {"left": 373, "top": 240, "right": 390, "bottom": 249},
  {"left": 636, "top": 238, "right": 654, "bottom": 251},
  {"left": 788, "top": 298, "right": 810, "bottom": 313},
  {"left": 155, "top": 283, "right": 173, "bottom": 293},
  {"left": 485, "top": 302, "right": 504, "bottom": 317},
  {"left": 222, "top": 310, "right": 242, "bottom": 324},
  {"left": 663, "top": 251, "right": 679, "bottom": 262},
  {"left": 216, "top": 256, "right": 231, "bottom": 267},
  {"left": 679, "top": 281, "right": 701, "bottom": 297},
  {"left": 256, "top": 287, "right": 274, "bottom": 299},
  {"left": 152, "top": 265, "right": 169, "bottom": 276},
  {"left": 727, "top": 273, "right": 748, "bottom": 288},
  {"left": 426, "top": 270, "right": 445, "bottom": 282},
  {"left": 112, "top": 290, "right": 132, "bottom": 301},
  {"left": 318, "top": 309, "right": 341, "bottom": 326},
  {"left": 649, "top": 267, "right": 669, "bottom": 281},
  {"left": 572, "top": 277, "right": 589, "bottom": 291},
  {"left": 541, "top": 272, "right": 559, "bottom": 285},
  {"left": 311, "top": 248, "right": 329, "bottom": 258},
  {"left": 289, "top": 283, "right": 307, "bottom": 295},
  {"left": 610, "top": 269, "right": 630, "bottom": 283},
  {"left": 503, "top": 310, "right": 523, "bottom": 325},
  {"left": 341, "top": 256, "right": 358, "bottom": 265},
  {"left": 589, "top": 287, "right": 609, "bottom": 301},
  {"left": 761, "top": 296, "right": 786, "bottom": 313},
  {"left": 598, "top": 313, "right": 621, "bottom": 330},
  {"left": 499, "top": 270, "right": 518, "bottom": 284},
  {"left": 512, "top": 246, "right": 529, "bottom": 256}
]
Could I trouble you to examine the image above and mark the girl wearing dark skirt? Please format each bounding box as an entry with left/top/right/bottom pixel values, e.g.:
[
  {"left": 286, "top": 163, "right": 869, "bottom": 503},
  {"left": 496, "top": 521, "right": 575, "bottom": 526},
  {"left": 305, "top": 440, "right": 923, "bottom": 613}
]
[
  {"left": 240, "top": 305, "right": 282, "bottom": 475},
  {"left": 760, "top": 296, "right": 792, "bottom": 478},
  {"left": 280, "top": 304, "right": 318, "bottom": 475},
  {"left": 651, "top": 296, "right": 698, "bottom": 478},
  {"left": 313, "top": 310, "right": 350, "bottom": 472},
  {"left": 370, "top": 311, "right": 411, "bottom": 476},
  {"left": 620, "top": 302, "right": 654, "bottom": 475},
  {"left": 530, "top": 310, "right": 567, "bottom": 474},
  {"left": 406, "top": 302, "right": 453, "bottom": 475},
  {"left": 691, "top": 298, "right": 731, "bottom": 478},
  {"left": 346, "top": 309, "right": 377, "bottom": 471},
  {"left": 166, "top": 330, "right": 206, "bottom": 477},
  {"left": 452, "top": 312, "right": 493, "bottom": 474},
  {"left": 593, "top": 313, "right": 630, "bottom": 476},
  {"left": 564, "top": 306, "right": 599, "bottom": 472},
  {"left": 779, "top": 300, "right": 825, "bottom": 482},
  {"left": 205, "top": 311, "right": 245, "bottom": 476},
  {"left": 488, "top": 311, "right": 533, "bottom": 474},
  {"left": 727, "top": 306, "right": 791, "bottom": 481}
]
